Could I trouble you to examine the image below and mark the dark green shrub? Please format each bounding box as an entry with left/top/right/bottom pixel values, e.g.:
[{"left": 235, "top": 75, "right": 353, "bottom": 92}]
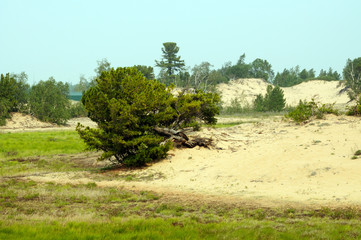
[
  {"left": 0, "top": 98, "right": 11, "bottom": 126},
  {"left": 268, "top": 86, "right": 286, "bottom": 111},
  {"left": 355, "top": 150, "right": 361, "bottom": 156},
  {"left": 68, "top": 102, "right": 87, "bottom": 118},
  {"left": 286, "top": 100, "right": 313, "bottom": 123},
  {"left": 253, "top": 94, "right": 265, "bottom": 112},
  {"left": 253, "top": 85, "right": 286, "bottom": 112},
  {"left": 317, "top": 102, "right": 339, "bottom": 116},
  {"left": 76, "top": 67, "right": 219, "bottom": 167}
]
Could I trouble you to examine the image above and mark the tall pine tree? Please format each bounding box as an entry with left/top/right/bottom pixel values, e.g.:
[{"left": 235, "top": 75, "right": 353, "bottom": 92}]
[{"left": 155, "top": 42, "right": 185, "bottom": 85}]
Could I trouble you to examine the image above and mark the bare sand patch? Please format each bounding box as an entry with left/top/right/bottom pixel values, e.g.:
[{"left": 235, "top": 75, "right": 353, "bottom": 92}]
[{"left": 0, "top": 113, "right": 97, "bottom": 133}]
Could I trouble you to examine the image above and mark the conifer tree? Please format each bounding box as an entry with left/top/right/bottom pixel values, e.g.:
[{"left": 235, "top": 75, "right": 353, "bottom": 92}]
[
  {"left": 155, "top": 42, "right": 185, "bottom": 85},
  {"left": 77, "top": 67, "right": 219, "bottom": 167}
]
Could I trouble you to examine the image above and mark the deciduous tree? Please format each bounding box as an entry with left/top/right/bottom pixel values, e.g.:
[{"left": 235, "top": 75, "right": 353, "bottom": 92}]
[
  {"left": 249, "top": 58, "right": 274, "bottom": 82},
  {"left": 28, "top": 77, "right": 70, "bottom": 125},
  {"left": 0, "top": 73, "right": 29, "bottom": 125},
  {"left": 343, "top": 57, "right": 361, "bottom": 100}
]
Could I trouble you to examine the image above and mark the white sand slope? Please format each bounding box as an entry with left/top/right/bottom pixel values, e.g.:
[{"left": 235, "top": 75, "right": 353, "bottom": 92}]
[
  {"left": 218, "top": 78, "right": 350, "bottom": 108},
  {"left": 111, "top": 115, "right": 361, "bottom": 207}
]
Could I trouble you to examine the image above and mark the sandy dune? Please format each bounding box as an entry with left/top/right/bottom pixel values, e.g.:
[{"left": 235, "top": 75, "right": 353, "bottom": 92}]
[
  {"left": 81, "top": 114, "right": 358, "bottom": 208},
  {"left": 24, "top": 115, "right": 361, "bottom": 208},
  {"left": 218, "top": 78, "right": 350, "bottom": 108},
  {"left": 3, "top": 79, "right": 361, "bottom": 208}
]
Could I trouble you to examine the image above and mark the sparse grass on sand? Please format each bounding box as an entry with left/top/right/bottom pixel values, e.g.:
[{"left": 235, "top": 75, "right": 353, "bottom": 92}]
[
  {"left": 219, "top": 111, "right": 286, "bottom": 119},
  {"left": 1, "top": 178, "right": 361, "bottom": 240}
]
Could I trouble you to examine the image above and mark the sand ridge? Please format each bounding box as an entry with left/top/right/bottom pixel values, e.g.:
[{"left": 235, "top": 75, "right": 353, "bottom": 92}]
[{"left": 218, "top": 78, "right": 350, "bottom": 108}]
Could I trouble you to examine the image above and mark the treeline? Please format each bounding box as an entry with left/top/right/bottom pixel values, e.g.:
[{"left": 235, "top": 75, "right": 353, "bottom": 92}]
[
  {"left": 151, "top": 42, "right": 342, "bottom": 89},
  {"left": 71, "top": 43, "right": 343, "bottom": 94},
  {"left": 0, "top": 73, "right": 86, "bottom": 126},
  {"left": 2, "top": 42, "right": 360, "bottom": 124},
  {"left": 273, "top": 66, "right": 341, "bottom": 87}
]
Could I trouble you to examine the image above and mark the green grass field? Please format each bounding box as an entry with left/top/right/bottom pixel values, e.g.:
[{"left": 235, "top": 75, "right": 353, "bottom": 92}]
[
  {"left": 1, "top": 129, "right": 361, "bottom": 239},
  {"left": 0, "top": 130, "right": 90, "bottom": 177},
  {"left": 0, "top": 130, "right": 87, "bottom": 159}
]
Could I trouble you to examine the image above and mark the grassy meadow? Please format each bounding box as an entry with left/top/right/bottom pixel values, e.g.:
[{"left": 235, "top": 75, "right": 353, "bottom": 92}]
[{"left": 1, "top": 129, "right": 361, "bottom": 239}]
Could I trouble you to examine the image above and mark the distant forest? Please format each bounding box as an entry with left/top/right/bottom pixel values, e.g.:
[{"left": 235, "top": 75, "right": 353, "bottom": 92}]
[{"left": 70, "top": 42, "right": 342, "bottom": 94}]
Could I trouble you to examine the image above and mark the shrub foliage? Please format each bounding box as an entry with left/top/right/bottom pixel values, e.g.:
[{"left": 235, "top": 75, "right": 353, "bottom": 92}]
[
  {"left": 286, "top": 99, "right": 338, "bottom": 124},
  {"left": 76, "top": 67, "right": 220, "bottom": 167},
  {"left": 254, "top": 85, "right": 286, "bottom": 112},
  {"left": 0, "top": 73, "right": 29, "bottom": 125},
  {"left": 28, "top": 77, "right": 70, "bottom": 125},
  {"left": 343, "top": 57, "right": 361, "bottom": 100},
  {"left": 346, "top": 95, "right": 361, "bottom": 116}
]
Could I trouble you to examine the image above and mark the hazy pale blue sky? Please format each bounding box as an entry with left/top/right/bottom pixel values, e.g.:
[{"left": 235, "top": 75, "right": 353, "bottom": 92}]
[{"left": 1, "top": 0, "right": 360, "bottom": 84}]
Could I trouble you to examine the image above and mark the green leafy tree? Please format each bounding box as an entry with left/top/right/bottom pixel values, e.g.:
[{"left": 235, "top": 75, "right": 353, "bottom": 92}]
[
  {"left": 77, "top": 67, "right": 219, "bottom": 167},
  {"left": 94, "top": 58, "right": 111, "bottom": 77},
  {"left": 223, "top": 54, "right": 251, "bottom": 80},
  {"left": 74, "top": 74, "right": 90, "bottom": 93},
  {"left": 208, "top": 70, "right": 228, "bottom": 85},
  {"left": 88, "top": 58, "right": 112, "bottom": 87},
  {"left": 28, "top": 77, "right": 70, "bottom": 125},
  {"left": 0, "top": 73, "right": 29, "bottom": 112},
  {"left": 249, "top": 58, "right": 274, "bottom": 82},
  {"left": 190, "top": 62, "right": 212, "bottom": 90},
  {"left": 155, "top": 42, "right": 185, "bottom": 85},
  {"left": 172, "top": 89, "right": 220, "bottom": 129},
  {"left": 177, "top": 70, "right": 191, "bottom": 87},
  {"left": 0, "top": 73, "right": 29, "bottom": 124},
  {"left": 343, "top": 57, "right": 361, "bottom": 100}
]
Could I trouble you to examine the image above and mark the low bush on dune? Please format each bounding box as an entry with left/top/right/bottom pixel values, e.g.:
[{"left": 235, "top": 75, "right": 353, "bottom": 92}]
[
  {"left": 346, "top": 95, "right": 361, "bottom": 116},
  {"left": 286, "top": 99, "right": 338, "bottom": 124}
]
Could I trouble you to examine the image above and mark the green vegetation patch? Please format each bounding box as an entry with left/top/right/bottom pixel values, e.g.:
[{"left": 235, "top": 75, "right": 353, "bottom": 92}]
[
  {"left": 0, "top": 131, "right": 90, "bottom": 176},
  {"left": 286, "top": 99, "right": 339, "bottom": 124},
  {"left": 2, "top": 218, "right": 361, "bottom": 240},
  {"left": 207, "top": 121, "right": 256, "bottom": 128},
  {"left": 0, "top": 130, "right": 87, "bottom": 160},
  {"left": 2, "top": 178, "right": 361, "bottom": 239}
]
